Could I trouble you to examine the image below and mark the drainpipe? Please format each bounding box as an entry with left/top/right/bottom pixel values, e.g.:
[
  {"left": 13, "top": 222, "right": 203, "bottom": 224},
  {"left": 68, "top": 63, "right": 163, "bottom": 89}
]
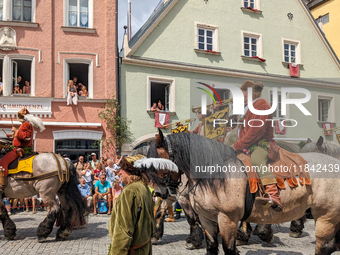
[{"left": 116, "top": 0, "right": 121, "bottom": 156}]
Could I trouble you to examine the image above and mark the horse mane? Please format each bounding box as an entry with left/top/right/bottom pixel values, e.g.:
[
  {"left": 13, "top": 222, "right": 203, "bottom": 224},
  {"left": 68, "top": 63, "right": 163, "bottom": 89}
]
[
  {"left": 301, "top": 140, "right": 340, "bottom": 159},
  {"left": 148, "top": 132, "right": 239, "bottom": 193}
]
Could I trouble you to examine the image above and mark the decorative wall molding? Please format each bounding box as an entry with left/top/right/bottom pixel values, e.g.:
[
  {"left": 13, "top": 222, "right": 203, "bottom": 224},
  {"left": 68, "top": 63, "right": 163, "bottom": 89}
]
[
  {"left": 53, "top": 130, "right": 103, "bottom": 140},
  {"left": 57, "top": 52, "right": 100, "bottom": 67}
]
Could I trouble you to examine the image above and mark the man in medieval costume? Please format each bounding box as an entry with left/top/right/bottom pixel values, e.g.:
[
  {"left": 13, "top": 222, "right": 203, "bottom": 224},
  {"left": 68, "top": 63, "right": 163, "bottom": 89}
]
[
  {"left": 0, "top": 107, "right": 45, "bottom": 197},
  {"left": 109, "top": 154, "right": 154, "bottom": 255},
  {"left": 232, "top": 80, "right": 283, "bottom": 212}
]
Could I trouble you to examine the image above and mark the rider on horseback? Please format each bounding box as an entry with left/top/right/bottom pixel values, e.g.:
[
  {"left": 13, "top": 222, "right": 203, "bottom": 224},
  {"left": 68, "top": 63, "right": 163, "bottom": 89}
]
[
  {"left": 0, "top": 107, "right": 45, "bottom": 197},
  {"left": 232, "top": 81, "right": 283, "bottom": 212}
]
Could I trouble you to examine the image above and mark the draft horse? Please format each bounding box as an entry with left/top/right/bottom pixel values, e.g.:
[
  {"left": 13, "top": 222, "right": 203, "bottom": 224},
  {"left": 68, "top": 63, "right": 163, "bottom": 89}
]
[
  {"left": 147, "top": 130, "right": 340, "bottom": 255},
  {"left": 0, "top": 152, "right": 86, "bottom": 242}
]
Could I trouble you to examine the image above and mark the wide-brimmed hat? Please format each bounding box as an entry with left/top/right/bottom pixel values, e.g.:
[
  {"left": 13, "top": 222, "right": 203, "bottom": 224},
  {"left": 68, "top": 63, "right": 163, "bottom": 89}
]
[
  {"left": 18, "top": 107, "right": 30, "bottom": 119},
  {"left": 240, "top": 80, "right": 264, "bottom": 93}
]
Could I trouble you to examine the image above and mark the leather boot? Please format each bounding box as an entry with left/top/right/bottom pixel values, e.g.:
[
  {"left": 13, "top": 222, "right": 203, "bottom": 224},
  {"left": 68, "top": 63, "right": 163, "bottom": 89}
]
[
  {"left": 175, "top": 210, "right": 181, "bottom": 219},
  {"left": 165, "top": 206, "right": 175, "bottom": 222},
  {"left": 256, "top": 184, "right": 283, "bottom": 212}
]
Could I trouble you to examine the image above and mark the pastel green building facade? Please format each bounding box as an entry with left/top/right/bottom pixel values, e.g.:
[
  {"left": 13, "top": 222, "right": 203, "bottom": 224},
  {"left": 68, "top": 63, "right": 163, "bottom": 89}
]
[{"left": 120, "top": 0, "right": 340, "bottom": 153}]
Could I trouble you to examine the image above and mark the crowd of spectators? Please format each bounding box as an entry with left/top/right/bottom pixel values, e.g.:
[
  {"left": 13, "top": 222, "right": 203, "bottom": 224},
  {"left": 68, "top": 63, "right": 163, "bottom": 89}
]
[
  {"left": 67, "top": 76, "right": 89, "bottom": 105},
  {"left": 74, "top": 153, "right": 124, "bottom": 215},
  {"left": 2, "top": 195, "right": 45, "bottom": 215}
]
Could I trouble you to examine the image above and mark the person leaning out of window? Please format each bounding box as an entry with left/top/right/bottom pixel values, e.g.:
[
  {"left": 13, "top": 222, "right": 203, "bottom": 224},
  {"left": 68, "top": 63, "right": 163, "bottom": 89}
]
[
  {"left": 13, "top": 84, "right": 22, "bottom": 94},
  {"left": 67, "top": 80, "right": 78, "bottom": 105},
  {"left": 23, "top": 81, "right": 31, "bottom": 95}
]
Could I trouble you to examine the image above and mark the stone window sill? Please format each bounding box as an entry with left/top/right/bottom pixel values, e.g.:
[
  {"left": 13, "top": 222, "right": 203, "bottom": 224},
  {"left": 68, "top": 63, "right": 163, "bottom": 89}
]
[
  {"left": 241, "top": 7, "right": 263, "bottom": 14},
  {"left": 194, "top": 49, "right": 221, "bottom": 56},
  {"left": 61, "top": 26, "right": 96, "bottom": 34},
  {"left": 0, "top": 20, "right": 39, "bottom": 27},
  {"left": 12, "top": 94, "right": 30, "bottom": 97},
  {"left": 318, "top": 121, "right": 335, "bottom": 125},
  {"left": 282, "top": 62, "right": 304, "bottom": 68},
  {"left": 147, "top": 110, "right": 176, "bottom": 116},
  {"left": 241, "top": 55, "right": 266, "bottom": 62}
]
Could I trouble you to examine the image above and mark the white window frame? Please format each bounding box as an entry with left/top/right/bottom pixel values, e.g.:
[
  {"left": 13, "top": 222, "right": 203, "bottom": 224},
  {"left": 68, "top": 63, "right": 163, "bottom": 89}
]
[
  {"left": 147, "top": 76, "right": 175, "bottom": 112},
  {"left": 317, "top": 95, "right": 334, "bottom": 123},
  {"left": 282, "top": 39, "right": 301, "bottom": 64},
  {"left": 195, "top": 22, "right": 219, "bottom": 52},
  {"left": 63, "top": 0, "right": 93, "bottom": 28},
  {"left": 63, "top": 58, "right": 93, "bottom": 98},
  {"left": 242, "top": 0, "right": 260, "bottom": 10},
  {"left": 242, "top": 31, "right": 263, "bottom": 58},
  {"left": 2, "top": 54, "right": 35, "bottom": 96},
  {"left": 268, "top": 89, "right": 290, "bottom": 119},
  {"left": 1, "top": 0, "right": 36, "bottom": 22}
]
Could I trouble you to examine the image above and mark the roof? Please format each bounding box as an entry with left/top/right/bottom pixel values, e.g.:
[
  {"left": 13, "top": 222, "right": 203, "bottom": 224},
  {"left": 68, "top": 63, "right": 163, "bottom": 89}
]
[
  {"left": 128, "top": 0, "right": 175, "bottom": 49},
  {"left": 304, "top": 0, "right": 330, "bottom": 9}
]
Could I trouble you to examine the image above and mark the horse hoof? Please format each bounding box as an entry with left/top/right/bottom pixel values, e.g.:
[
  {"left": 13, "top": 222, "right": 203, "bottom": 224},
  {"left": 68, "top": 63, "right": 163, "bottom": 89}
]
[
  {"left": 289, "top": 231, "right": 302, "bottom": 238},
  {"left": 151, "top": 237, "right": 160, "bottom": 244},
  {"left": 185, "top": 242, "right": 194, "bottom": 250},
  {"left": 266, "top": 235, "right": 274, "bottom": 244},
  {"left": 38, "top": 237, "right": 47, "bottom": 243},
  {"left": 236, "top": 239, "right": 248, "bottom": 246}
]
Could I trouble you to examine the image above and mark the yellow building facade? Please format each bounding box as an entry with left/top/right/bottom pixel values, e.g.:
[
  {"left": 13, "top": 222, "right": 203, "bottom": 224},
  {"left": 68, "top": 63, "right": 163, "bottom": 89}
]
[{"left": 308, "top": 0, "right": 340, "bottom": 57}]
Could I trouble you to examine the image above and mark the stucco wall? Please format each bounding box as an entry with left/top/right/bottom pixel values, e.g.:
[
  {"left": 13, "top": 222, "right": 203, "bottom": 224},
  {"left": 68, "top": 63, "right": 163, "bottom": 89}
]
[
  {"left": 132, "top": 0, "right": 340, "bottom": 79},
  {"left": 121, "top": 64, "right": 340, "bottom": 148}
]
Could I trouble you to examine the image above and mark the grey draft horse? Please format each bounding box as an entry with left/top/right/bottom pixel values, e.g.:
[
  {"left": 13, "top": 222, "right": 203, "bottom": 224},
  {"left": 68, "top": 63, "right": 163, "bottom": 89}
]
[
  {"left": 0, "top": 152, "right": 86, "bottom": 242},
  {"left": 147, "top": 130, "right": 340, "bottom": 255},
  {"left": 238, "top": 136, "right": 340, "bottom": 244}
]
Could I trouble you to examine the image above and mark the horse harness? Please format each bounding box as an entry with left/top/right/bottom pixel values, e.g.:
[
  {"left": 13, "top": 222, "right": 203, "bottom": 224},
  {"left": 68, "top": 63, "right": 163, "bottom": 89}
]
[{"left": 13, "top": 153, "right": 70, "bottom": 182}]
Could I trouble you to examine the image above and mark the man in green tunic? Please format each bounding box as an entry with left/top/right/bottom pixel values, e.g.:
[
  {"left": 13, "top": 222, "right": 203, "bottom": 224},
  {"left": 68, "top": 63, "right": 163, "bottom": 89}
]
[{"left": 109, "top": 155, "right": 155, "bottom": 255}]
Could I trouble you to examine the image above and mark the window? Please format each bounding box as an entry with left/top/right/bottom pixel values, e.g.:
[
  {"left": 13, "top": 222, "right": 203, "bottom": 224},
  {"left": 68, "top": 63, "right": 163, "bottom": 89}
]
[
  {"left": 13, "top": 0, "right": 31, "bottom": 22},
  {"left": 244, "top": 36, "right": 257, "bottom": 57},
  {"left": 316, "top": 13, "right": 329, "bottom": 26},
  {"left": 64, "top": 59, "right": 93, "bottom": 98},
  {"left": 195, "top": 22, "right": 219, "bottom": 53},
  {"left": 244, "top": 0, "right": 255, "bottom": 8},
  {"left": 270, "top": 91, "right": 284, "bottom": 118},
  {"left": 0, "top": 0, "right": 36, "bottom": 22},
  {"left": 147, "top": 76, "right": 175, "bottom": 112},
  {"left": 151, "top": 81, "right": 170, "bottom": 111},
  {"left": 198, "top": 28, "right": 213, "bottom": 51},
  {"left": 1, "top": 55, "right": 35, "bottom": 96},
  {"left": 12, "top": 59, "right": 32, "bottom": 95},
  {"left": 0, "top": 0, "right": 3, "bottom": 20},
  {"left": 284, "top": 43, "right": 296, "bottom": 64},
  {"left": 242, "top": 31, "right": 262, "bottom": 58},
  {"left": 318, "top": 98, "right": 331, "bottom": 122},
  {"left": 243, "top": 0, "right": 260, "bottom": 10},
  {"left": 65, "top": 0, "right": 93, "bottom": 28},
  {"left": 55, "top": 139, "right": 99, "bottom": 162},
  {"left": 282, "top": 39, "right": 300, "bottom": 64}
]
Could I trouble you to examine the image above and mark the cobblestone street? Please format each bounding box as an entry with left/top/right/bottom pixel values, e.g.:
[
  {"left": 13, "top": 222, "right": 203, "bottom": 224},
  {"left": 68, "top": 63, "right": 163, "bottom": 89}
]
[{"left": 1, "top": 212, "right": 340, "bottom": 254}]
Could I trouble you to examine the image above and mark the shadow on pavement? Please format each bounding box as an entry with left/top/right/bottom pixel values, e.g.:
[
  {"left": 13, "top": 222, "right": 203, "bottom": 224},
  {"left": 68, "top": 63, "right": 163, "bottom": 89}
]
[{"left": 244, "top": 250, "right": 303, "bottom": 255}]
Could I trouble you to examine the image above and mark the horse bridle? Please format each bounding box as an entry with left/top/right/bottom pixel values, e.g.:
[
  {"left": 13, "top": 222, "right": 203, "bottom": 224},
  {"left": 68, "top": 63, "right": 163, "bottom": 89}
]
[
  {"left": 163, "top": 136, "right": 182, "bottom": 196},
  {"left": 164, "top": 136, "right": 201, "bottom": 197}
]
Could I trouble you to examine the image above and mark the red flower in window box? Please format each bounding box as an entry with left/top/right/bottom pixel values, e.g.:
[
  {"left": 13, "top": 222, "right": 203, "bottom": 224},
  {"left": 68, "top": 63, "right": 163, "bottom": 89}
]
[
  {"left": 252, "top": 56, "right": 266, "bottom": 62},
  {"left": 246, "top": 7, "right": 258, "bottom": 12},
  {"left": 206, "top": 50, "right": 217, "bottom": 53}
]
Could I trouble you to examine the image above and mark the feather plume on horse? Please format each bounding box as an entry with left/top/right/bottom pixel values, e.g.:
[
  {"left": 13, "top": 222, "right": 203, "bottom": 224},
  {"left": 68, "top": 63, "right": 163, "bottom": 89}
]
[{"left": 145, "top": 130, "right": 340, "bottom": 255}]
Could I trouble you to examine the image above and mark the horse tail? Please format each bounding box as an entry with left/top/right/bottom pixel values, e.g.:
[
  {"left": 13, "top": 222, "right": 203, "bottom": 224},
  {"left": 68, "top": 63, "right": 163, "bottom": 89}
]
[{"left": 58, "top": 162, "right": 86, "bottom": 228}]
